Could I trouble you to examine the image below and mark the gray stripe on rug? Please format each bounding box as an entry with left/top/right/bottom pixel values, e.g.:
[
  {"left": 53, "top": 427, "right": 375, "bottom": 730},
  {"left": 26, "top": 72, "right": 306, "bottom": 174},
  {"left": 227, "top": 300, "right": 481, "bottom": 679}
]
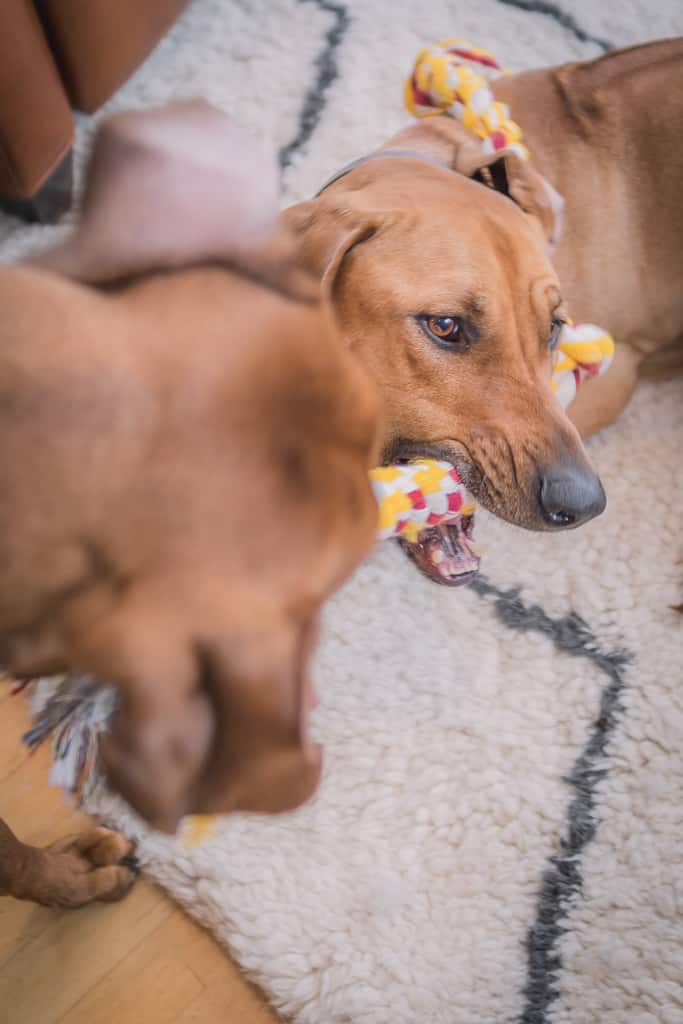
[
  {"left": 471, "top": 577, "right": 631, "bottom": 1023},
  {"left": 495, "top": 0, "right": 613, "bottom": 52},
  {"left": 279, "top": 0, "right": 350, "bottom": 170}
]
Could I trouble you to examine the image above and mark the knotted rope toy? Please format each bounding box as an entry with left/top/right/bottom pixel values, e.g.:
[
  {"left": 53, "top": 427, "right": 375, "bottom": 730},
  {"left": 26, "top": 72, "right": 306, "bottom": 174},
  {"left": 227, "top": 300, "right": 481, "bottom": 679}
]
[
  {"left": 405, "top": 37, "right": 528, "bottom": 160},
  {"left": 371, "top": 460, "right": 475, "bottom": 543},
  {"left": 549, "top": 321, "right": 614, "bottom": 407},
  {"left": 15, "top": 38, "right": 615, "bottom": 839}
]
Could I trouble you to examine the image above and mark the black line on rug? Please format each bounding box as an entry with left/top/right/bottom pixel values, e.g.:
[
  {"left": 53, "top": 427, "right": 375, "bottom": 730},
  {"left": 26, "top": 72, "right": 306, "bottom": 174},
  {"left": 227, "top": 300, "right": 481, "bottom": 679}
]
[
  {"left": 279, "top": 0, "right": 350, "bottom": 171},
  {"left": 494, "top": 0, "right": 613, "bottom": 53},
  {"left": 470, "top": 578, "right": 630, "bottom": 1023}
]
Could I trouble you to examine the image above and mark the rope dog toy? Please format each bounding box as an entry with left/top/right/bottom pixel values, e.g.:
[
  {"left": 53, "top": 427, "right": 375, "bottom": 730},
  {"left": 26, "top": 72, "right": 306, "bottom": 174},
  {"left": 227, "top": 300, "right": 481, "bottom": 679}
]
[
  {"left": 550, "top": 321, "right": 614, "bottom": 407},
  {"left": 405, "top": 38, "right": 528, "bottom": 160},
  {"left": 371, "top": 460, "right": 475, "bottom": 543}
]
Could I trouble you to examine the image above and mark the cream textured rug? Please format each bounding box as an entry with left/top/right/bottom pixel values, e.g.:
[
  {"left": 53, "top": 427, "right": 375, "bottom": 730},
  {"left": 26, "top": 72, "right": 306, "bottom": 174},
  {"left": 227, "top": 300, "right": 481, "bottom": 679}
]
[{"left": 3, "top": 2, "right": 683, "bottom": 1022}]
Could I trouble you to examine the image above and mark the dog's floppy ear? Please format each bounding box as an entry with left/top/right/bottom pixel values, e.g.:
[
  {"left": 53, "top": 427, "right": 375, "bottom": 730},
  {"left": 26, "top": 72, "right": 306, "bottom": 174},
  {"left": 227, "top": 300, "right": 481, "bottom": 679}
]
[
  {"left": 281, "top": 198, "right": 380, "bottom": 295},
  {"left": 456, "top": 141, "right": 564, "bottom": 250},
  {"left": 29, "top": 100, "right": 281, "bottom": 284}
]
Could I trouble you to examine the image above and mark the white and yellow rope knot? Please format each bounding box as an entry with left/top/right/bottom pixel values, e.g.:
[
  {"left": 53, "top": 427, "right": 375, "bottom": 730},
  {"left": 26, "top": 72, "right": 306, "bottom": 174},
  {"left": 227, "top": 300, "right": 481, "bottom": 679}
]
[
  {"left": 404, "top": 37, "right": 528, "bottom": 161},
  {"left": 552, "top": 321, "right": 614, "bottom": 408}
]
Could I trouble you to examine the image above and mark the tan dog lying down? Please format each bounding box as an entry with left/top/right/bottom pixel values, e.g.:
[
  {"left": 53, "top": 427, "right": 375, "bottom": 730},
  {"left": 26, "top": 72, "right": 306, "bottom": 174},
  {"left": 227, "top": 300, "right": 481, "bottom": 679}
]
[
  {"left": 283, "top": 38, "right": 682, "bottom": 581},
  {"left": 0, "top": 103, "right": 379, "bottom": 905}
]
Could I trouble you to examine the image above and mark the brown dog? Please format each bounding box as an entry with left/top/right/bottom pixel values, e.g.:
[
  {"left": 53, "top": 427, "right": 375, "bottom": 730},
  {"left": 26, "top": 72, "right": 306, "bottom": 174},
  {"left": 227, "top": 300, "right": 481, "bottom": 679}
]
[
  {"left": 1, "top": 103, "right": 379, "bottom": 904},
  {"left": 283, "top": 39, "right": 682, "bottom": 581}
]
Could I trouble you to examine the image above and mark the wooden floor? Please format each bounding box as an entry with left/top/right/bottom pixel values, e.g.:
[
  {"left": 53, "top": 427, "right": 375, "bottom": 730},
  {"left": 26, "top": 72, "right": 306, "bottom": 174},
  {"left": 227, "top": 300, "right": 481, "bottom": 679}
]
[{"left": 0, "top": 689, "right": 278, "bottom": 1024}]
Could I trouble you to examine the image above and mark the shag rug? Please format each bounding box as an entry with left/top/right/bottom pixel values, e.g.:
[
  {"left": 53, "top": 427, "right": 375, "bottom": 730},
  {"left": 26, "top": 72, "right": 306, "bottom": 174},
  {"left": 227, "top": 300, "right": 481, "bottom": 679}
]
[{"left": 3, "top": 2, "right": 683, "bottom": 1022}]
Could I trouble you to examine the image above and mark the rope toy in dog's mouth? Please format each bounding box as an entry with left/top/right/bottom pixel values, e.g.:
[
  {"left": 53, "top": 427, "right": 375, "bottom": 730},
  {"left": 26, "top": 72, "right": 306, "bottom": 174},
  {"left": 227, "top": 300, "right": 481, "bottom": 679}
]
[{"left": 371, "top": 460, "right": 475, "bottom": 543}]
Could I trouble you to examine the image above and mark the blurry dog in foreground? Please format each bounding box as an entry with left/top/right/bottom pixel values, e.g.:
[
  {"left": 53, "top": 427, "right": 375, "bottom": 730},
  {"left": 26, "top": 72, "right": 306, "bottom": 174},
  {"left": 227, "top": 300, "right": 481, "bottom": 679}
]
[{"left": 0, "top": 102, "right": 380, "bottom": 906}]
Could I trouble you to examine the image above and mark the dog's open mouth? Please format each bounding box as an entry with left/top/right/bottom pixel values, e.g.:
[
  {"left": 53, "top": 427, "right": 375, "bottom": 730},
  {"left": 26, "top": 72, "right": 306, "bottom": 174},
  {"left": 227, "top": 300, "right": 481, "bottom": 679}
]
[
  {"left": 398, "top": 513, "right": 480, "bottom": 586},
  {"left": 379, "top": 444, "right": 483, "bottom": 587}
]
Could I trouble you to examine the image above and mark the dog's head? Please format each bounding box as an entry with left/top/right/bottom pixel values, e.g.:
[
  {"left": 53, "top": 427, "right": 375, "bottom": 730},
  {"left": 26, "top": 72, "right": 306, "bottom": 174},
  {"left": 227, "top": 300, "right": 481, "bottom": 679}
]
[
  {"left": 10, "top": 102, "right": 379, "bottom": 831},
  {"left": 283, "top": 128, "right": 605, "bottom": 578}
]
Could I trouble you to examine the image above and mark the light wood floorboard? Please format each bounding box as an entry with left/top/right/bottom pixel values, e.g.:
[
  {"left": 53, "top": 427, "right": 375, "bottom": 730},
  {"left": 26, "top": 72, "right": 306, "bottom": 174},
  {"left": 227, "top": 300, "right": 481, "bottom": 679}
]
[{"left": 0, "top": 689, "right": 278, "bottom": 1024}]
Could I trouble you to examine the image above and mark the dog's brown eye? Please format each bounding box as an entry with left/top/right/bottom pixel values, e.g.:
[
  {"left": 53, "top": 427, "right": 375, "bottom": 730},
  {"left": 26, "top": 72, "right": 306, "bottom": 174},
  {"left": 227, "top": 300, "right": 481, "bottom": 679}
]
[
  {"left": 419, "top": 315, "right": 474, "bottom": 351},
  {"left": 429, "top": 316, "right": 458, "bottom": 338}
]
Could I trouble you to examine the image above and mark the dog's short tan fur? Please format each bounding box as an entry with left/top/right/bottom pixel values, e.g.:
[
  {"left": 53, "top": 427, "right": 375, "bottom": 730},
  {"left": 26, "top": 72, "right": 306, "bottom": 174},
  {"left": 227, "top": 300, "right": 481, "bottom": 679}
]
[
  {"left": 0, "top": 260, "right": 378, "bottom": 820},
  {"left": 284, "top": 39, "right": 682, "bottom": 521},
  {"left": 1, "top": 103, "right": 379, "bottom": 903}
]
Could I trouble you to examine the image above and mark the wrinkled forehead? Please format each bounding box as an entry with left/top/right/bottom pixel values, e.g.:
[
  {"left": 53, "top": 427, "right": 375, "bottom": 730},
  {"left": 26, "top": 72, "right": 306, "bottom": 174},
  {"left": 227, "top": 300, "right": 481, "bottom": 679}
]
[{"left": 343, "top": 170, "right": 557, "bottom": 310}]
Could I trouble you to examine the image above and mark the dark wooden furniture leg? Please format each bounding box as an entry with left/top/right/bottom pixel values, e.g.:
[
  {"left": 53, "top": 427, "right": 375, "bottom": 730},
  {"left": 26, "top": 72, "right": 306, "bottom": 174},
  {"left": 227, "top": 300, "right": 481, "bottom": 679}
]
[{"left": 0, "top": 148, "right": 73, "bottom": 224}]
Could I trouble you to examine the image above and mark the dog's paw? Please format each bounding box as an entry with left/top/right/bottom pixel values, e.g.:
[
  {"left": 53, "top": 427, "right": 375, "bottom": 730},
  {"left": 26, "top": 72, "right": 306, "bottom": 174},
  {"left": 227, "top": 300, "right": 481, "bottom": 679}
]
[
  {"left": 51, "top": 825, "right": 135, "bottom": 869},
  {"left": 31, "top": 827, "right": 138, "bottom": 908}
]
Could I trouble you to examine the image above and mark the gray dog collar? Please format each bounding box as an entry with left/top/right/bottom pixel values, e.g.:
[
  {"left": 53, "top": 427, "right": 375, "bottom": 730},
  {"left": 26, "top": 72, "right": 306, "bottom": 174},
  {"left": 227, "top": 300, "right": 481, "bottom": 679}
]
[{"left": 315, "top": 149, "right": 453, "bottom": 197}]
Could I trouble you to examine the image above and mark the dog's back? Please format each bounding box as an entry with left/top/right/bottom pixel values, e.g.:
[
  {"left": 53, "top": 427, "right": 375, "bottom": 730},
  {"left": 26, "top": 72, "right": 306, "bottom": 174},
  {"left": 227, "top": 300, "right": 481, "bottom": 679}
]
[{"left": 495, "top": 39, "right": 683, "bottom": 351}]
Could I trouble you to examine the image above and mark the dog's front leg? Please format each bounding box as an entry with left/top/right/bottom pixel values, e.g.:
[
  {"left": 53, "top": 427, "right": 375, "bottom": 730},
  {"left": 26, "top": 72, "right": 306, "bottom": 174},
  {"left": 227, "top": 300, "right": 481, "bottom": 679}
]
[{"left": 0, "top": 817, "right": 137, "bottom": 908}]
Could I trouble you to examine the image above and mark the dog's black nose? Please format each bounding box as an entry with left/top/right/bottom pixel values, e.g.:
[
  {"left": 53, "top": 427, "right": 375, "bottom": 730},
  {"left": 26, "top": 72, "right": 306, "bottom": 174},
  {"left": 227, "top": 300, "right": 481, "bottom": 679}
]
[{"left": 538, "top": 466, "right": 606, "bottom": 527}]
